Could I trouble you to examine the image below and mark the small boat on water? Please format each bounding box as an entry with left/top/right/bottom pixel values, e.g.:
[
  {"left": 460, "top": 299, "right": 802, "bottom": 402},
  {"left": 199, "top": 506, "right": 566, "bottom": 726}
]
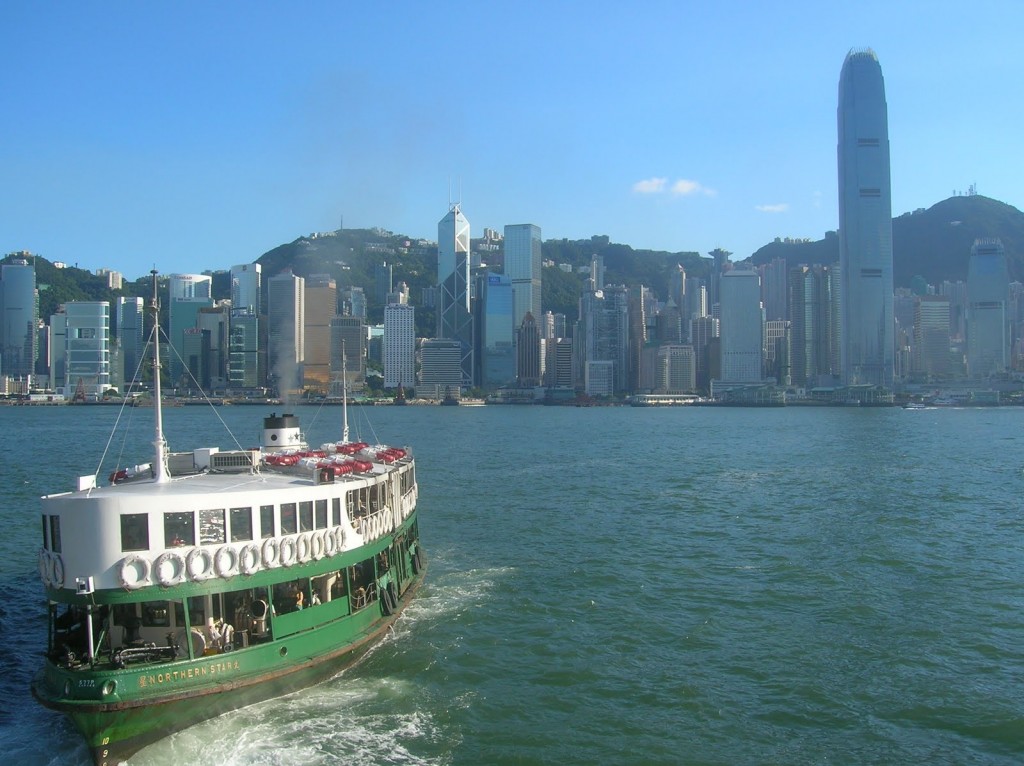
[{"left": 31, "top": 272, "right": 425, "bottom": 765}]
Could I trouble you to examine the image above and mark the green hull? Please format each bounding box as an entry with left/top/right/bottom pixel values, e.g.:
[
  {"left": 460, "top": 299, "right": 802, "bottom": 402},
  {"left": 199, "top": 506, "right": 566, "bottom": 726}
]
[{"left": 34, "top": 560, "right": 425, "bottom": 765}]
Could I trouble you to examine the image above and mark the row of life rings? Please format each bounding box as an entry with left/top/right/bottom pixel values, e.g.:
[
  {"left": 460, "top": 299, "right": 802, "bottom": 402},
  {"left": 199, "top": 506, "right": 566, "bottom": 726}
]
[
  {"left": 38, "top": 548, "right": 66, "bottom": 589},
  {"left": 117, "top": 527, "right": 353, "bottom": 589},
  {"left": 361, "top": 510, "right": 396, "bottom": 541}
]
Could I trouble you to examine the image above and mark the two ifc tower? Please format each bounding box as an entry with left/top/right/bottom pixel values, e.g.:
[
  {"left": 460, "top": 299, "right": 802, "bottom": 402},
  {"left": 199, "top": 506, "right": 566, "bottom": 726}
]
[{"left": 838, "top": 48, "right": 894, "bottom": 389}]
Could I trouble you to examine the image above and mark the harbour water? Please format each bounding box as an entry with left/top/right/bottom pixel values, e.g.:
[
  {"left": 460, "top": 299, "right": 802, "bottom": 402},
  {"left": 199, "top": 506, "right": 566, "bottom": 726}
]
[{"left": 1, "top": 403, "right": 1023, "bottom": 765}]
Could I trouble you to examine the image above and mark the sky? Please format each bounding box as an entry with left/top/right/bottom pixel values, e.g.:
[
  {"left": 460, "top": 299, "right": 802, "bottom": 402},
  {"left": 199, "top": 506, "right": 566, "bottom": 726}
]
[{"left": 3, "top": 2, "right": 1023, "bottom": 279}]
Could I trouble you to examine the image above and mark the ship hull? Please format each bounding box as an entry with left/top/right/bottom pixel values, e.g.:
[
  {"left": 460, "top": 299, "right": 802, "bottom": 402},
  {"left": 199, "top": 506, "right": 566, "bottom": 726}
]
[{"left": 34, "top": 566, "right": 424, "bottom": 766}]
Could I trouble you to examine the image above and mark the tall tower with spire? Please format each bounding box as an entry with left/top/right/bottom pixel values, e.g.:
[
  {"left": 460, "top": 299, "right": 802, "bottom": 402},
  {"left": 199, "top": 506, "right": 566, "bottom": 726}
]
[
  {"left": 437, "top": 202, "right": 474, "bottom": 386},
  {"left": 838, "top": 48, "right": 894, "bottom": 387}
]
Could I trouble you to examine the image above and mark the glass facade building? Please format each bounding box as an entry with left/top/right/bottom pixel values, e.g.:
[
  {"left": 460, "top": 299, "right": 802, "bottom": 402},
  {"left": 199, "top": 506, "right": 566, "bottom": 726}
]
[
  {"left": 503, "top": 223, "right": 542, "bottom": 331},
  {"left": 1, "top": 258, "right": 38, "bottom": 379},
  {"left": 437, "top": 204, "right": 473, "bottom": 386},
  {"left": 838, "top": 49, "right": 894, "bottom": 387},
  {"left": 967, "top": 238, "right": 1009, "bottom": 377}
]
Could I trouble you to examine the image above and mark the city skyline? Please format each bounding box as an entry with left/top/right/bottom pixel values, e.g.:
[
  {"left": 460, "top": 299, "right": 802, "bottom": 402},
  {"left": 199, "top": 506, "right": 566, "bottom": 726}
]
[{"left": 3, "top": 4, "right": 1024, "bottom": 276}]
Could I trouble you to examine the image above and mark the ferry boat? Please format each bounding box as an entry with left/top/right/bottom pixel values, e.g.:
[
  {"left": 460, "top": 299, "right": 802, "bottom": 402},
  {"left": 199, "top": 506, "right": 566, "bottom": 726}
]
[{"left": 31, "top": 273, "right": 424, "bottom": 765}]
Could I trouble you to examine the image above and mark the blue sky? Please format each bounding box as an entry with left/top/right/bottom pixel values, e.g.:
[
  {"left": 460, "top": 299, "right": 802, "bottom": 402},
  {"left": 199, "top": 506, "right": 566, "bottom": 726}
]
[{"left": 2, "top": 2, "right": 1022, "bottom": 278}]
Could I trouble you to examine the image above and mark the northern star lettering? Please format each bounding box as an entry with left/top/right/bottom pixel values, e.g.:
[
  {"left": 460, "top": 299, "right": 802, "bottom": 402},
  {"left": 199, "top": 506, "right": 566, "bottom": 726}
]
[{"left": 138, "top": 661, "right": 241, "bottom": 688}]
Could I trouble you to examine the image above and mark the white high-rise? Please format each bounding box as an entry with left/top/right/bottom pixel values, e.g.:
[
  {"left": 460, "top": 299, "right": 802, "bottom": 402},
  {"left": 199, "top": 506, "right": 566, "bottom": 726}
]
[
  {"left": 230, "top": 263, "right": 261, "bottom": 315},
  {"left": 437, "top": 203, "right": 473, "bottom": 386},
  {"left": 384, "top": 303, "right": 416, "bottom": 389},
  {"left": 504, "top": 224, "right": 542, "bottom": 331},
  {"left": 169, "top": 274, "right": 212, "bottom": 300}
]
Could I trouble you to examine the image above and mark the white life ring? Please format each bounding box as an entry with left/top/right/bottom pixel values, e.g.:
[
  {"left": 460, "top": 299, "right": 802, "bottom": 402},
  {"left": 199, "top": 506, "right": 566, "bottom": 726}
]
[
  {"left": 310, "top": 530, "right": 326, "bottom": 560},
  {"left": 50, "top": 553, "right": 66, "bottom": 589},
  {"left": 39, "top": 549, "right": 52, "bottom": 587},
  {"left": 214, "top": 545, "right": 238, "bottom": 578},
  {"left": 261, "top": 537, "right": 280, "bottom": 568},
  {"left": 279, "top": 536, "right": 296, "bottom": 567},
  {"left": 296, "top": 533, "right": 312, "bottom": 564},
  {"left": 239, "top": 542, "right": 260, "bottom": 575},
  {"left": 323, "top": 527, "right": 338, "bottom": 557},
  {"left": 186, "top": 547, "right": 213, "bottom": 581},
  {"left": 154, "top": 551, "right": 186, "bottom": 587},
  {"left": 119, "top": 554, "right": 152, "bottom": 590}
]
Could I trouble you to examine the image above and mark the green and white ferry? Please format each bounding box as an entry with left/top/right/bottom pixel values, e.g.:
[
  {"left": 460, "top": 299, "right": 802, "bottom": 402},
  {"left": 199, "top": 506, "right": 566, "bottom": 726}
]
[{"left": 31, "top": 274, "right": 424, "bottom": 765}]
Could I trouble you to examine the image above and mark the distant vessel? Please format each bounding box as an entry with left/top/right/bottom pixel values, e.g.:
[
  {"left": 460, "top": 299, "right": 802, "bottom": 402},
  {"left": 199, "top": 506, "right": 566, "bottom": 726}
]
[{"left": 32, "top": 273, "right": 425, "bottom": 765}]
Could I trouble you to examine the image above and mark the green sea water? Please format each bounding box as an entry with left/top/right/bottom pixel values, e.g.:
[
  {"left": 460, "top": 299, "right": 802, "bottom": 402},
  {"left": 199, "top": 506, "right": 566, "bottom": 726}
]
[{"left": 1, "top": 403, "right": 1023, "bottom": 765}]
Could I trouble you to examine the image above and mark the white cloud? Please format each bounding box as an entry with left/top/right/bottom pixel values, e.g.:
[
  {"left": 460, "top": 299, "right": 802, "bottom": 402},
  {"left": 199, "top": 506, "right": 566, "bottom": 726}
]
[
  {"left": 671, "top": 179, "right": 715, "bottom": 196},
  {"left": 755, "top": 203, "right": 789, "bottom": 213},
  {"left": 633, "top": 177, "right": 716, "bottom": 196},
  {"left": 632, "top": 177, "right": 667, "bottom": 194}
]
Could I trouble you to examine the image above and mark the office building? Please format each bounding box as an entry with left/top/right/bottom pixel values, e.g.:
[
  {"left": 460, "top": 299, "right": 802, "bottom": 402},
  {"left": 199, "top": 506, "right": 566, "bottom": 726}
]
[
  {"left": 718, "top": 270, "right": 763, "bottom": 383},
  {"left": 479, "top": 272, "right": 515, "bottom": 389},
  {"left": 304, "top": 274, "right": 338, "bottom": 393},
  {"left": 504, "top": 224, "right": 542, "bottom": 331},
  {"left": 169, "top": 274, "right": 212, "bottom": 300},
  {"left": 838, "top": 49, "right": 894, "bottom": 387},
  {"left": 913, "top": 295, "right": 951, "bottom": 379},
  {"left": 168, "top": 296, "right": 213, "bottom": 387},
  {"left": 267, "top": 271, "right": 305, "bottom": 395},
  {"left": 967, "top": 238, "right": 1009, "bottom": 377},
  {"left": 384, "top": 303, "right": 415, "bottom": 389},
  {"left": 419, "top": 338, "right": 463, "bottom": 399},
  {"left": 230, "top": 263, "right": 261, "bottom": 315},
  {"left": 438, "top": 203, "right": 474, "bottom": 386},
  {"left": 62, "top": 302, "right": 110, "bottom": 398},
  {"left": 516, "top": 312, "right": 542, "bottom": 387},
  {"left": 1, "top": 257, "right": 38, "bottom": 379}
]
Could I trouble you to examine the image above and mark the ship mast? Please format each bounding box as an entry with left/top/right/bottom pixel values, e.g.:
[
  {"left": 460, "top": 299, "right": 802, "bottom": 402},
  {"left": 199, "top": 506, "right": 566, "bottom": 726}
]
[{"left": 150, "top": 270, "right": 170, "bottom": 483}]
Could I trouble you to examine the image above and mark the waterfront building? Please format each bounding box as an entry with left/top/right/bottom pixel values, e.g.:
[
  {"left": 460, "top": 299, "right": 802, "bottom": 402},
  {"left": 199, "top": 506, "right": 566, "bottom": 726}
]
[
  {"left": 419, "top": 338, "right": 463, "bottom": 399},
  {"left": 967, "top": 238, "right": 1009, "bottom": 377},
  {"left": 516, "top": 312, "right": 542, "bottom": 388},
  {"left": 762, "top": 257, "right": 789, "bottom": 322},
  {"left": 545, "top": 338, "right": 574, "bottom": 389},
  {"left": 1, "top": 257, "right": 38, "bottom": 380},
  {"left": 230, "top": 263, "right": 261, "bottom": 315},
  {"left": 913, "top": 295, "right": 951, "bottom": 379},
  {"left": 655, "top": 299, "right": 684, "bottom": 344},
  {"left": 113, "top": 297, "right": 145, "bottom": 389},
  {"left": 168, "top": 296, "right": 213, "bottom": 387},
  {"left": 718, "top": 270, "right": 763, "bottom": 384},
  {"left": 383, "top": 303, "right": 415, "bottom": 389},
  {"left": 62, "top": 302, "right": 110, "bottom": 398},
  {"left": 169, "top": 274, "right": 212, "bottom": 301},
  {"left": 789, "top": 265, "right": 835, "bottom": 386},
  {"left": 304, "top": 274, "right": 338, "bottom": 394},
  {"left": 657, "top": 344, "right": 696, "bottom": 394},
  {"left": 627, "top": 285, "right": 649, "bottom": 393},
  {"left": 479, "top": 273, "right": 515, "bottom": 390},
  {"left": 196, "top": 304, "right": 230, "bottom": 389},
  {"left": 504, "top": 224, "right": 542, "bottom": 331},
  {"left": 669, "top": 265, "right": 686, "bottom": 317},
  {"left": 689, "top": 315, "right": 719, "bottom": 392},
  {"left": 764, "top": 320, "right": 791, "bottom": 386},
  {"left": 228, "top": 311, "right": 260, "bottom": 390},
  {"left": 838, "top": 49, "right": 894, "bottom": 387},
  {"left": 330, "top": 315, "right": 366, "bottom": 394},
  {"left": 267, "top": 271, "right": 305, "bottom": 395},
  {"left": 578, "top": 286, "right": 630, "bottom": 394}
]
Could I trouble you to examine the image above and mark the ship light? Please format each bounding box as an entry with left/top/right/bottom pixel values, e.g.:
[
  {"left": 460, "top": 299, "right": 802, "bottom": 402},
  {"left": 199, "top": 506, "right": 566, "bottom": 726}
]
[{"left": 102, "top": 680, "right": 117, "bottom": 696}]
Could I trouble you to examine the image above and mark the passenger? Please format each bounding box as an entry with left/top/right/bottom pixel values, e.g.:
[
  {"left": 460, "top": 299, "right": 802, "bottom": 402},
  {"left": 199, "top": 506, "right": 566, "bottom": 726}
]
[{"left": 294, "top": 589, "right": 304, "bottom": 610}]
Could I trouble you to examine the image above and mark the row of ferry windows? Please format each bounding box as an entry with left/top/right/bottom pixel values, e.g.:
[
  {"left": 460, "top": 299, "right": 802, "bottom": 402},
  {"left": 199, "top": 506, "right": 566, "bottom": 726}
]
[
  {"left": 120, "top": 498, "right": 342, "bottom": 553},
  {"left": 117, "top": 478, "right": 404, "bottom": 553}
]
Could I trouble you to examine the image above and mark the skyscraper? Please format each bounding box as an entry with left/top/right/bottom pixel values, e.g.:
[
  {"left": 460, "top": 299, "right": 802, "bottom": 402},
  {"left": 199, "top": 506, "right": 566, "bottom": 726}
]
[
  {"left": 384, "top": 303, "right": 415, "bottom": 389},
  {"left": 437, "top": 203, "right": 473, "bottom": 387},
  {"left": 967, "top": 238, "right": 1009, "bottom": 377},
  {"left": 503, "top": 223, "right": 542, "bottom": 331},
  {"left": 267, "top": 271, "right": 305, "bottom": 395},
  {"left": 0, "top": 257, "right": 38, "bottom": 379},
  {"left": 718, "top": 270, "right": 763, "bottom": 383},
  {"left": 230, "top": 263, "right": 261, "bottom": 315},
  {"left": 838, "top": 49, "right": 894, "bottom": 387},
  {"left": 304, "top": 274, "right": 338, "bottom": 393}
]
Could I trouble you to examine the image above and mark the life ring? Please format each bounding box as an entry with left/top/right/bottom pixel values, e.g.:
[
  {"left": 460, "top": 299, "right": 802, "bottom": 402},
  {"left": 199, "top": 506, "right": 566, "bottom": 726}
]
[
  {"left": 296, "top": 533, "right": 312, "bottom": 564},
  {"left": 239, "top": 543, "right": 261, "bottom": 575},
  {"left": 154, "top": 551, "right": 186, "bottom": 587},
  {"left": 50, "top": 553, "right": 66, "bottom": 589},
  {"left": 38, "top": 549, "right": 52, "bottom": 587},
  {"left": 334, "top": 526, "right": 346, "bottom": 551},
  {"left": 120, "top": 554, "right": 152, "bottom": 590},
  {"left": 279, "top": 536, "right": 296, "bottom": 567},
  {"left": 214, "top": 545, "right": 238, "bottom": 578},
  {"left": 261, "top": 537, "right": 280, "bottom": 568},
  {"left": 186, "top": 547, "right": 213, "bottom": 581},
  {"left": 310, "top": 530, "right": 326, "bottom": 560},
  {"left": 323, "top": 527, "right": 338, "bottom": 557}
]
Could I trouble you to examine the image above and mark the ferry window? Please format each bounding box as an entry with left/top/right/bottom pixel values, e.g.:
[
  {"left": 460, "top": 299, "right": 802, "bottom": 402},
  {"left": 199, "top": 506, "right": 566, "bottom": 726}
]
[
  {"left": 281, "top": 503, "right": 297, "bottom": 535},
  {"left": 141, "top": 601, "right": 170, "bottom": 627},
  {"left": 49, "top": 515, "right": 62, "bottom": 553},
  {"left": 332, "top": 498, "right": 341, "bottom": 526},
  {"left": 315, "top": 500, "right": 328, "bottom": 529},
  {"left": 260, "top": 505, "right": 275, "bottom": 539},
  {"left": 164, "top": 512, "right": 195, "bottom": 547},
  {"left": 299, "top": 501, "right": 313, "bottom": 532},
  {"left": 41, "top": 515, "right": 48, "bottom": 549},
  {"left": 120, "top": 513, "right": 149, "bottom": 551},
  {"left": 230, "top": 507, "right": 253, "bottom": 542},
  {"left": 199, "top": 509, "right": 226, "bottom": 545}
]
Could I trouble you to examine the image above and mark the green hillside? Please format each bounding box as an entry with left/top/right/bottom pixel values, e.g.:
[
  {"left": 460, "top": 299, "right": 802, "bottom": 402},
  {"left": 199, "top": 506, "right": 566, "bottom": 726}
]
[{"left": 750, "top": 195, "right": 1024, "bottom": 285}]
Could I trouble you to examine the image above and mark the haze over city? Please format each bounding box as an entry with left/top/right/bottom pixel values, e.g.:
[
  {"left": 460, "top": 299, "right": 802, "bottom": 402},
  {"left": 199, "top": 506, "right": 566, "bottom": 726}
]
[{"left": 3, "top": 2, "right": 1023, "bottom": 277}]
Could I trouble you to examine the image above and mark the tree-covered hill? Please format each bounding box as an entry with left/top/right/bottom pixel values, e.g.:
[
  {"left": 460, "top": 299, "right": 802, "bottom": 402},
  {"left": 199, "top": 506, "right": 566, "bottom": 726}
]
[{"left": 750, "top": 195, "right": 1024, "bottom": 285}]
